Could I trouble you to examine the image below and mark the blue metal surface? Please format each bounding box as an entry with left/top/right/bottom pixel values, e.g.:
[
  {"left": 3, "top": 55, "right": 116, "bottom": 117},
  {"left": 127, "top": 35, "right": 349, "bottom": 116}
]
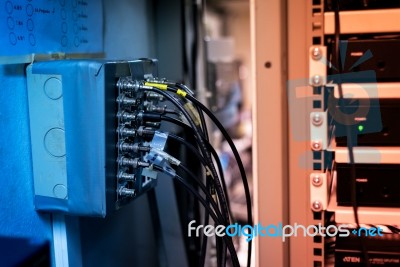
[
  {"left": 0, "top": 1, "right": 165, "bottom": 266},
  {"left": 0, "top": 63, "right": 52, "bottom": 241},
  {"left": 28, "top": 60, "right": 107, "bottom": 216}
]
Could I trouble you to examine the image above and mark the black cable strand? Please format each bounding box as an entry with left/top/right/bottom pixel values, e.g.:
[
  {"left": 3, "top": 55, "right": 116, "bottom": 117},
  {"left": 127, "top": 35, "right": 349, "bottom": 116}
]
[
  {"left": 160, "top": 86, "right": 230, "bottom": 266},
  {"left": 175, "top": 172, "right": 234, "bottom": 267},
  {"left": 167, "top": 132, "right": 234, "bottom": 267},
  {"left": 162, "top": 81, "right": 211, "bottom": 265},
  {"left": 161, "top": 115, "right": 190, "bottom": 130},
  {"left": 178, "top": 164, "right": 222, "bottom": 227},
  {"left": 181, "top": 93, "right": 242, "bottom": 267},
  {"left": 170, "top": 89, "right": 253, "bottom": 267},
  {"left": 164, "top": 83, "right": 223, "bottom": 251},
  {"left": 145, "top": 88, "right": 231, "bottom": 228},
  {"left": 165, "top": 127, "right": 211, "bottom": 266},
  {"left": 163, "top": 115, "right": 230, "bottom": 266},
  {"left": 165, "top": 119, "right": 234, "bottom": 222},
  {"left": 179, "top": 164, "right": 235, "bottom": 267},
  {"left": 334, "top": 1, "right": 370, "bottom": 266},
  {"left": 164, "top": 118, "right": 224, "bottom": 266},
  {"left": 155, "top": 165, "right": 240, "bottom": 267},
  {"left": 207, "top": 143, "right": 233, "bottom": 220},
  {"left": 154, "top": 88, "right": 230, "bottom": 265},
  {"left": 175, "top": 83, "right": 210, "bottom": 141},
  {"left": 179, "top": 164, "right": 224, "bottom": 267},
  {"left": 161, "top": 105, "right": 232, "bottom": 220}
]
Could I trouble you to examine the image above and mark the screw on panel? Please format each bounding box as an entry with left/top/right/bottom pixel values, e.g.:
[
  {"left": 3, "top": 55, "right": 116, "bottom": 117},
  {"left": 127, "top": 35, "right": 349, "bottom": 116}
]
[
  {"left": 312, "top": 201, "right": 323, "bottom": 212},
  {"left": 311, "top": 47, "right": 322, "bottom": 60},
  {"left": 312, "top": 113, "right": 323, "bottom": 126},
  {"left": 311, "top": 75, "right": 322, "bottom": 86},
  {"left": 311, "top": 174, "right": 323, "bottom": 187},
  {"left": 311, "top": 140, "right": 322, "bottom": 151}
]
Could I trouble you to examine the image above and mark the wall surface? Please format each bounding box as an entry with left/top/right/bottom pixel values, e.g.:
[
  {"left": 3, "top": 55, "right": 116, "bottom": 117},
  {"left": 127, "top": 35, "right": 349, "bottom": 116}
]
[
  {"left": 104, "top": 0, "right": 155, "bottom": 60},
  {"left": 0, "top": 0, "right": 159, "bottom": 266},
  {"left": 0, "top": 64, "right": 52, "bottom": 241}
]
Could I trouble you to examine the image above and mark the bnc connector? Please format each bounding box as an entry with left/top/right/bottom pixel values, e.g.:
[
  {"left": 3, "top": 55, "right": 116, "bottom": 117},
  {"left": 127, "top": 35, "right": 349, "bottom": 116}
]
[
  {"left": 117, "top": 170, "right": 136, "bottom": 181},
  {"left": 118, "top": 187, "right": 135, "bottom": 197},
  {"left": 117, "top": 94, "right": 139, "bottom": 106},
  {"left": 117, "top": 110, "right": 137, "bottom": 122},
  {"left": 118, "top": 141, "right": 151, "bottom": 153},
  {"left": 117, "top": 157, "right": 150, "bottom": 168},
  {"left": 146, "top": 92, "right": 164, "bottom": 101},
  {"left": 136, "top": 126, "right": 155, "bottom": 136},
  {"left": 117, "top": 77, "right": 141, "bottom": 92},
  {"left": 116, "top": 126, "right": 155, "bottom": 137},
  {"left": 147, "top": 105, "right": 166, "bottom": 113},
  {"left": 117, "top": 126, "right": 137, "bottom": 137}
]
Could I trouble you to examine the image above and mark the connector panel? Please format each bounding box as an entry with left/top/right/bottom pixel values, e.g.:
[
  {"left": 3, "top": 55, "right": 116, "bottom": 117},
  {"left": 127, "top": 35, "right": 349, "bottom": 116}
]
[{"left": 27, "top": 59, "right": 158, "bottom": 216}]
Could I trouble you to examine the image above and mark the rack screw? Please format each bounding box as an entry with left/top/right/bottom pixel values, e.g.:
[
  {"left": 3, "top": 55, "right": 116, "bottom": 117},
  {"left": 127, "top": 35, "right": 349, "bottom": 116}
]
[
  {"left": 311, "top": 140, "right": 322, "bottom": 151},
  {"left": 312, "top": 201, "right": 323, "bottom": 211},
  {"left": 312, "top": 113, "right": 323, "bottom": 126},
  {"left": 311, "top": 75, "right": 322, "bottom": 86},
  {"left": 311, "top": 174, "right": 323, "bottom": 187},
  {"left": 311, "top": 47, "right": 322, "bottom": 60}
]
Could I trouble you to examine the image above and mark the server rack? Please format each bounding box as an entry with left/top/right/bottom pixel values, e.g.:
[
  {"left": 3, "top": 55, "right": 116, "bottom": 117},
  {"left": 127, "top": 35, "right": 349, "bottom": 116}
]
[{"left": 288, "top": 1, "right": 400, "bottom": 266}]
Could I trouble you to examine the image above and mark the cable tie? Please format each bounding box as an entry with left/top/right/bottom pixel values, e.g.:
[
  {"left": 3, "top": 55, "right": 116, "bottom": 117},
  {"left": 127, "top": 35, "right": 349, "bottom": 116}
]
[
  {"left": 150, "top": 131, "right": 168, "bottom": 151},
  {"left": 176, "top": 89, "right": 187, "bottom": 97},
  {"left": 144, "top": 82, "right": 168, "bottom": 90}
]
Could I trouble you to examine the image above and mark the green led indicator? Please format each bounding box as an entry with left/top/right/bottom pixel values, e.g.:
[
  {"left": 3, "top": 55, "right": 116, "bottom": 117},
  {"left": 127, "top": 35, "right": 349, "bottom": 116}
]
[{"left": 358, "top": 125, "right": 364, "bottom": 132}]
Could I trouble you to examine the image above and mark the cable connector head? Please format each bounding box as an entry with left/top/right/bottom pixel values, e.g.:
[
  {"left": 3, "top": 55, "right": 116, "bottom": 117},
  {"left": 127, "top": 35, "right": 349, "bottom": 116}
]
[
  {"left": 118, "top": 141, "right": 150, "bottom": 153},
  {"left": 117, "top": 110, "right": 137, "bottom": 122},
  {"left": 117, "top": 170, "right": 136, "bottom": 181},
  {"left": 117, "top": 77, "right": 141, "bottom": 92},
  {"left": 146, "top": 92, "right": 164, "bottom": 102},
  {"left": 117, "top": 94, "right": 139, "bottom": 106},
  {"left": 137, "top": 126, "right": 155, "bottom": 137},
  {"left": 117, "top": 126, "right": 136, "bottom": 137},
  {"left": 118, "top": 187, "right": 135, "bottom": 197},
  {"left": 117, "top": 157, "right": 150, "bottom": 168}
]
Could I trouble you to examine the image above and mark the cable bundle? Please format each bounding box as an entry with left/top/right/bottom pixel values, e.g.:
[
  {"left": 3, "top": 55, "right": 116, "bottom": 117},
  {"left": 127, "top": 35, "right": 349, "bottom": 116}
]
[{"left": 116, "top": 78, "right": 252, "bottom": 267}]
